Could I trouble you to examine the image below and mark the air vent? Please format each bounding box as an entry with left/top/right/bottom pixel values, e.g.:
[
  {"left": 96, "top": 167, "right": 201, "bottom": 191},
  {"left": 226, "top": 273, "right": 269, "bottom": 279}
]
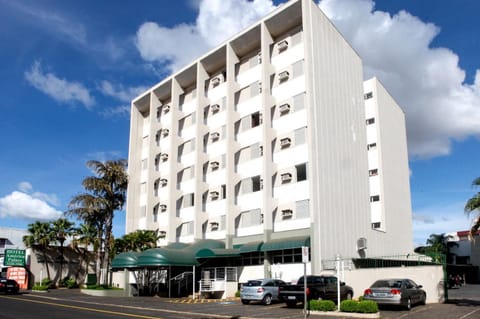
[
  {"left": 211, "top": 76, "right": 221, "bottom": 88},
  {"left": 160, "top": 204, "right": 167, "bottom": 212},
  {"left": 281, "top": 173, "right": 292, "bottom": 183},
  {"left": 211, "top": 104, "right": 220, "bottom": 113},
  {"left": 211, "top": 132, "right": 220, "bottom": 141},
  {"left": 278, "top": 40, "right": 288, "bottom": 53},
  {"left": 279, "top": 103, "right": 290, "bottom": 114},
  {"left": 210, "top": 191, "right": 219, "bottom": 199},
  {"left": 159, "top": 231, "right": 166, "bottom": 237},
  {"left": 210, "top": 222, "right": 219, "bottom": 231},
  {"left": 160, "top": 178, "right": 168, "bottom": 186},
  {"left": 280, "top": 137, "right": 291, "bottom": 148},
  {"left": 161, "top": 128, "right": 169, "bottom": 136},
  {"left": 278, "top": 71, "right": 290, "bottom": 82},
  {"left": 160, "top": 153, "right": 168, "bottom": 161},
  {"left": 163, "top": 105, "right": 170, "bottom": 113},
  {"left": 282, "top": 209, "right": 293, "bottom": 218},
  {"left": 210, "top": 161, "right": 220, "bottom": 169}
]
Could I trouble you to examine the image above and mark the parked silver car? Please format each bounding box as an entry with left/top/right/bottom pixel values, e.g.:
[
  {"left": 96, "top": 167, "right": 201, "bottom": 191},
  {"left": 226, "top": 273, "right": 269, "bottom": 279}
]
[
  {"left": 363, "top": 278, "right": 426, "bottom": 310},
  {"left": 240, "top": 279, "right": 287, "bottom": 305}
]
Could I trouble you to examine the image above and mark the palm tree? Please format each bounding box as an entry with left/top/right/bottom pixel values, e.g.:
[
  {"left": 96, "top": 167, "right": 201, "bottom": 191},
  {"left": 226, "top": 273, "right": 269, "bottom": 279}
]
[
  {"left": 23, "top": 221, "right": 55, "bottom": 281},
  {"left": 67, "top": 159, "right": 127, "bottom": 285},
  {"left": 114, "top": 229, "right": 160, "bottom": 254},
  {"left": 464, "top": 176, "right": 480, "bottom": 236},
  {"left": 51, "top": 218, "right": 74, "bottom": 284}
]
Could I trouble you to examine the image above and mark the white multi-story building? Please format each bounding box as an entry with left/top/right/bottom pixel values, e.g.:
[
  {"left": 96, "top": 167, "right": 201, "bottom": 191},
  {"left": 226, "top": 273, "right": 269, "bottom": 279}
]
[{"left": 126, "top": 0, "right": 413, "bottom": 276}]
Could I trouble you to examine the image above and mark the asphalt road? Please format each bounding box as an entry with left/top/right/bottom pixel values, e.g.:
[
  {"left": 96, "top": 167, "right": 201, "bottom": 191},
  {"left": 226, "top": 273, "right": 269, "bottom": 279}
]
[{"left": 0, "top": 285, "right": 479, "bottom": 319}]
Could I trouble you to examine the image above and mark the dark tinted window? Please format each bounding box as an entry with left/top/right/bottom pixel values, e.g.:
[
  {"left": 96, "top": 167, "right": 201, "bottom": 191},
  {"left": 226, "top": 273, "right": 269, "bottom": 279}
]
[{"left": 245, "top": 280, "right": 262, "bottom": 287}]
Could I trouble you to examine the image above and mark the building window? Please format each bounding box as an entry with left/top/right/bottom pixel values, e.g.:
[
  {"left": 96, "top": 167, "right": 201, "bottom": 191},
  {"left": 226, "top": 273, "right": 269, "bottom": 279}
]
[
  {"left": 240, "top": 209, "right": 262, "bottom": 227},
  {"left": 153, "top": 205, "right": 159, "bottom": 222},
  {"left": 296, "top": 200, "right": 309, "bottom": 219},
  {"left": 296, "top": 163, "right": 307, "bottom": 181},
  {"left": 364, "top": 92, "right": 373, "bottom": 100},
  {"left": 366, "top": 118, "right": 375, "bottom": 125},
  {"left": 371, "top": 222, "right": 381, "bottom": 229},
  {"left": 369, "top": 169, "right": 378, "bottom": 176},
  {"left": 0, "top": 239, "right": 5, "bottom": 248},
  {"left": 370, "top": 195, "right": 380, "bottom": 202}
]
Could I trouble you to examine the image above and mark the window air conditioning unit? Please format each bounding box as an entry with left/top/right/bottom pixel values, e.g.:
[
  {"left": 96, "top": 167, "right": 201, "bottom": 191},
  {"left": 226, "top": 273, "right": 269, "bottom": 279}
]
[
  {"left": 279, "top": 103, "right": 290, "bottom": 114},
  {"left": 281, "top": 173, "right": 292, "bottom": 183},
  {"left": 257, "top": 52, "right": 262, "bottom": 64},
  {"left": 160, "top": 178, "right": 168, "bottom": 186},
  {"left": 160, "top": 153, "right": 168, "bottom": 161},
  {"left": 162, "top": 128, "right": 169, "bottom": 136},
  {"left": 278, "top": 71, "right": 290, "bottom": 82},
  {"left": 210, "top": 191, "right": 219, "bottom": 199},
  {"left": 278, "top": 40, "right": 288, "bottom": 53},
  {"left": 280, "top": 137, "right": 291, "bottom": 148},
  {"left": 357, "top": 237, "right": 367, "bottom": 250},
  {"left": 282, "top": 209, "right": 293, "bottom": 218},
  {"left": 160, "top": 204, "right": 167, "bottom": 212},
  {"left": 211, "top": 132, "right": 220, "bottom": 141},
  {"left": 210, "top": 161, "right": 220, "bottom": 169},
  {"left": 211, "top": 76, "right": 221, "bottom": 87},
  {"left": 210, "top": 222, "right": 219, "bottom": 231},
  {"left": 211, "top": 104, "right": 220, "bottom": 113},
  {"left": 159, "top": 231, "right": 166, "bottom": 238},
  {"left": 163, "top": 105, "right": 170, "bottom": 113}
]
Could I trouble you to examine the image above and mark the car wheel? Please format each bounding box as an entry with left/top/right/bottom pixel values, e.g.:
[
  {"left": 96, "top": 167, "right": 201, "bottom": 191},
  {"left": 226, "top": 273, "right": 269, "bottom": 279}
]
[
  {"left": 421, "top": 293, "right": 426, "bottom": 305},
  {"left": 241, "top": 299, "right": 249, "bottom": 305},
  {"left": 345, "top": 292, "right": 353, "bottom": 300},
  {"left": 286, "top": 300, "right": 296, "bottom": 308},
  {"left": 262, "top": 294, "right": 272, "bottom": 305},
  {"left": 406, "top": 298, "right": 412, "bottom": 311}
]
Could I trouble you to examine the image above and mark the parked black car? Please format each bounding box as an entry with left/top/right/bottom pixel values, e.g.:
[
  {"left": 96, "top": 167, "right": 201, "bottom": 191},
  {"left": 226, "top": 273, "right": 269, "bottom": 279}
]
[
  {"left": 279, "top": 275, "right": 353, "bottom": 307},
  {"left": 0, "top": 278, "right": 19, "bottom": 294}
]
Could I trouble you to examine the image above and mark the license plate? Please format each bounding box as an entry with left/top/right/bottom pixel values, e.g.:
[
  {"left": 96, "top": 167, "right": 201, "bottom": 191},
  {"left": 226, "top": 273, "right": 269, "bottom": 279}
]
[
  {"left": 374, "top": 293, "right": 387, "bottom": 297},
  {"left": 6, "top": 285, "right": 13, "bottom": 288},
  {"left": 288, "top": 296, "right": 296, "bottom": 300}
]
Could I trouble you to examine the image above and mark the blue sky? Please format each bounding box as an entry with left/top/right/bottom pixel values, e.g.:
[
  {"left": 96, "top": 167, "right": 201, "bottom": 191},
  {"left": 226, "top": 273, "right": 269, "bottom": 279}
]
[{"left": 0, "top": 0, "right": 479, "bottom": 247}]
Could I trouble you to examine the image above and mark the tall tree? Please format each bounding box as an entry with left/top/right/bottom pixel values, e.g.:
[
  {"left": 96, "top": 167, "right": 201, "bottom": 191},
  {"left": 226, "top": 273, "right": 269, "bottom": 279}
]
[
  {"left": 23, "top": 221, "right": 55, "bottom": 280},
  {"left": 464, "top": 176, "right": 480, "bottom": 236},
  {"left": 67, "top": 159, "right": 127, "bottom": 285},
  {"left": 51, "top": 218, "right": 75, "bottom": 284},
  {"left": 113, "top": 229, "right": 160, "bottom": 255}
]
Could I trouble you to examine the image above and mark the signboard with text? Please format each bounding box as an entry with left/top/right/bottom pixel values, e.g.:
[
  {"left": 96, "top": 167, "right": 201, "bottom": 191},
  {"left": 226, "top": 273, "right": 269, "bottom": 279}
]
[{"left": 4, "top": 249, "right": 26, "bottom": 267}]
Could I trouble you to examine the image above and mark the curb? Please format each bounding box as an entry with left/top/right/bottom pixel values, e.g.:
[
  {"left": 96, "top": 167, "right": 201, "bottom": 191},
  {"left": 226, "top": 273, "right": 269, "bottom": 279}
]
[{"left": 309, "top": 310, "right": 380, "bottom": 318}]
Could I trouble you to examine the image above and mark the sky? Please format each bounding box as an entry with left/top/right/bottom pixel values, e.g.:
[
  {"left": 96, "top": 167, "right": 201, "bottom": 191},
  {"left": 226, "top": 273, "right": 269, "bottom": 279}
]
[{"left": 0, "top": 0, "right": 479, "bottom": 247}]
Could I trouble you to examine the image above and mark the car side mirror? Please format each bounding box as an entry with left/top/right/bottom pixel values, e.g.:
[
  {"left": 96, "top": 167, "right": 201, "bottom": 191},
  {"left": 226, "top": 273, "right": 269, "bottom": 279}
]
[
  {"left": 340, "top": 282, "right": 345, "bottom": 286},
  {"left": 417, "top": 285, "right": 423, "bottom": 289}
]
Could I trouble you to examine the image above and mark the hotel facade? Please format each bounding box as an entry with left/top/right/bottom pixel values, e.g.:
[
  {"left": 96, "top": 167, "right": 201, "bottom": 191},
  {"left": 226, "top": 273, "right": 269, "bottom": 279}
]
[{"left": 125, "top": 0, "right": 413, "bottom": 280}]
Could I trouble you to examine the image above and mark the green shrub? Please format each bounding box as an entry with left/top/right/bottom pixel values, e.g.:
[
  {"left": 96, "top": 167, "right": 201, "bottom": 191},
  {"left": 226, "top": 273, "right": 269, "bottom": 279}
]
[
  {"left": 358, "top": 295, "right": 365, "bottom": 302},
  {"left": 234, "top": 290, "right": 240, "bottom": 297},
  {"left": 64, "top": 278, "right": 78, "bottom": 289},
  {"left": 41, "top": 278, "right": 54, "bottom": 289},
  {"left": 32, "top": 284, "right": 49, "bottom": 291},
  {"left": 85, "top": 284, "right": 122, "bottom": 290},
  {"left": 309, "top": 300, "right": 336, "bottom": 311},
  {"left": 340, "top": 300, "right": 359, "bottom": 312},
  {"left": 356, "top": 300, "right": 378, "bottom": 313}
]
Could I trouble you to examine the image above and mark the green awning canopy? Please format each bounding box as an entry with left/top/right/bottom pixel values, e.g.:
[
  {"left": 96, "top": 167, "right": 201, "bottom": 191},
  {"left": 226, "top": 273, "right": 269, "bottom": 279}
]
[
  {"left": 261, "top": 236, "right": 310, "bottom": 252},
  {"left": 196, "top": 248, "right": 241, "bottom": 258},
  {"left": 136, "top": 247, "right": 199, "bottom": 267},
  {"left": 111, "top": 252, "right": 141, "bottom": 269},
  {"left": 237, "top": 241, "right": 263, "bottom": 253}
]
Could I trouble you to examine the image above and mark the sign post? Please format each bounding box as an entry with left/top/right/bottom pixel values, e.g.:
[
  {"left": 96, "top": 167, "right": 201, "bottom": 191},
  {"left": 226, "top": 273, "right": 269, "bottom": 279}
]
[
  {"left": 4, "top": 249, "right": 26, "bottom": 267},
  {"left": 302, "top": 246, "right": 309, "bottom": 319}
]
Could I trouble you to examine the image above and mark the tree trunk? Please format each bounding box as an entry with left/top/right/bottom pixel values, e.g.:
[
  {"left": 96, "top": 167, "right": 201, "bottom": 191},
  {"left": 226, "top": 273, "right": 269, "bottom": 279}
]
[
  {"left": 43, "top": 249, "right": 51, "bottom": 281},
  {"left": 103, "top": 212, "right": 113, "bottom": 286}
]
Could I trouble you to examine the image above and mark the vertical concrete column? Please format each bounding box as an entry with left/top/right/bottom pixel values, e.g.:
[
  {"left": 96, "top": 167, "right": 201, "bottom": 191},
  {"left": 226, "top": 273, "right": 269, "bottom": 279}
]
[
  {"left": 225, "top": 43, "right": 239, "bottom": 248},
  {"left": 260, "top": 22, "right": 276, "bottom": 277}
]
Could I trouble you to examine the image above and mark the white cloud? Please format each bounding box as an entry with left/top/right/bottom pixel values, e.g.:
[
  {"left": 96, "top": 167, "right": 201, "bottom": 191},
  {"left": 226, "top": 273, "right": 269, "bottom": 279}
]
[
  {"left": 412, "top": 202, "right": 474, "bottom": 246},
  {"left": 135, "top": 0, "right": 276, "bottom": 73},
  {"left": 0, "top": 191, "right": 62, "bottom": 221},
  {"left": 318, "top": 0, "right": 480, "bottom": 158},
  {"left": 99, "top": 105, "right": 131, "bottom": 118},
  {"left": 99, "top": 81, "right": 148, "bottom": 103},
  {"left": 18, "top": 182, "right": 33, "bottom": 193},
  {"left": 25, "top": 61, "right": 94, "bottom": 108}
]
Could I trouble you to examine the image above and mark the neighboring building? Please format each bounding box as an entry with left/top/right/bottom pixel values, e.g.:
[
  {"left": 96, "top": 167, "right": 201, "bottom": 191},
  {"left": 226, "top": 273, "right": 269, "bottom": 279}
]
[
  {"left": 125, "top": 0, "right": 413, "bottom": 279},
  {"left": 446, "top": 231, "right": 480, "bottom": 283},
  {"left": 0, "top": 227, "right": 28, "bottom": 272}
]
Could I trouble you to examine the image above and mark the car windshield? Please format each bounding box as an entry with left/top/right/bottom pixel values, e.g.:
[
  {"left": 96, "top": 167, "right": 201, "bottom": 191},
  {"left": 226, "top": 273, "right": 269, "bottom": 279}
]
[
  {"left": 244, "top": 280, "right": 263, "bottom": 287},
  {"left": 372, "top": 280, "right": 402, "bottom": 288}
]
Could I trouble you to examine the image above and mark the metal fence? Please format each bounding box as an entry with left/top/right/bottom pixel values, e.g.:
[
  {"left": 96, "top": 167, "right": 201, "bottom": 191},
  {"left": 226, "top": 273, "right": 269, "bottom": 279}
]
[{"left": 322, "top": 254, "right": 445, "bottom": 270}]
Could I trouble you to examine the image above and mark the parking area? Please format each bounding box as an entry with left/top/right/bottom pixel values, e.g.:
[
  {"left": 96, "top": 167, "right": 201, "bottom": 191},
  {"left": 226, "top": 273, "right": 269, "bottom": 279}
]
[{"left": 23, "top": 285, "right": 480, "bottom": 319}]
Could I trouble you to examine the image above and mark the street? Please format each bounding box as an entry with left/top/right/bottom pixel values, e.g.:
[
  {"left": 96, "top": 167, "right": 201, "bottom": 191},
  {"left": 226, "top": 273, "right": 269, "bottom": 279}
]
[{"left": 0, "top": 285, "right": 479, "bottom": 319}]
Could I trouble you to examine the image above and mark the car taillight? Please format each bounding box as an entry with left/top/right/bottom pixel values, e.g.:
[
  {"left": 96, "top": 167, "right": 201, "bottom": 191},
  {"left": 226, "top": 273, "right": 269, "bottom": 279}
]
[
  {"left": 364, "top": 289, "right": 372, "bottom": 296},
  {"left": 257, "top": 287, "right": 264, "bottom": 293},
  {"left": 390, "top": 289, "right": 401, "bottom": 295},
  {"left": 306, "top": 287, "right": 310, "bottom": 295},
  {"left": 0, "top": 283, "right": 4, "bottom": 288}
]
